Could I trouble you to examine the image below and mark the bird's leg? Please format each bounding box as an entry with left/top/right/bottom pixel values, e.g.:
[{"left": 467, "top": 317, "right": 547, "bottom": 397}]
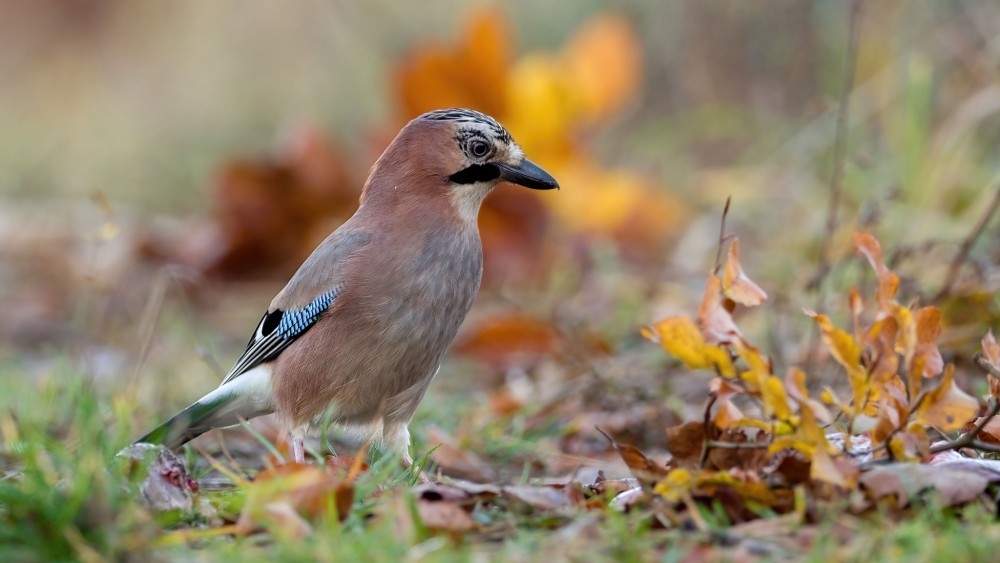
[
  {"left": 384, "top": 422, "right": 432, "bottom": 484},
  {"left": 290, "top": 424, "right": 309, "bottom": 464}
]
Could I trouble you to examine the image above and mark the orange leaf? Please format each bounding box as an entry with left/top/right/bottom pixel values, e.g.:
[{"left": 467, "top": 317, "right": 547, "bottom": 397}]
[
  {"left": 913, "top": 306, "right": 943, "bottom": 378},
  {"left": 452, "top": 311, "right": 558, "bottom": 367},
  {"left": 721, "top": 238, "right": 767, "bottom": 306},
  {"left": 561, "top": 13, "right": 642, "bottom": 121},
  {"left": 913, "top": 364, "right": 980, "bottom": 431},
  {"left": 394, "top": 7, "right": 511, "bottom": 118}
]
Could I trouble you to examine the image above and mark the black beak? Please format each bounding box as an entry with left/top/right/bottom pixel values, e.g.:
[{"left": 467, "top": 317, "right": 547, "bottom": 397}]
[{"left": 497, "top": 158, "right": 559, "bottom": 190}]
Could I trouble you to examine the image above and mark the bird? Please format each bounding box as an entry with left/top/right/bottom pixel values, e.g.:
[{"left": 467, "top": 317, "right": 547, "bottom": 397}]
[{"left": 134, "top": 108, "right": 558, "bottom": 473}]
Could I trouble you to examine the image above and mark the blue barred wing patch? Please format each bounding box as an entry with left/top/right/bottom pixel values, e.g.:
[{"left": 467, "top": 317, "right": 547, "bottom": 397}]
[
  {"left": 220, "top": 284, "right": 344, "bottom": 385},
  {"left": 277, "top": 291, "right": 337, "bottom": 339}
]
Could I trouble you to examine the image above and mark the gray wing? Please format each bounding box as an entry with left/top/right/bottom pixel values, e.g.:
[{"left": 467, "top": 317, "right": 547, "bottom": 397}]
[{"left": 219, "top": 230, "right": 370, "bottom": 385}]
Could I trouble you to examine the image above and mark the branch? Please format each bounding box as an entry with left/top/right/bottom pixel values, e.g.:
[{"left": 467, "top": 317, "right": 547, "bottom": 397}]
[
  {"left": 705, "top": 440, "right": 769, "bottom": 450},
  {"left": 933, "top": 184, "right": 1000, "bottom": 302},
  {"left": 699, "top": 394, "right": 718, "bottom": 468},
  {"left": 809, "top": 0, "right": 865, "bottom": 291},
  {"left": 712, "top": 196, "right": 733, "bottom": 276}
]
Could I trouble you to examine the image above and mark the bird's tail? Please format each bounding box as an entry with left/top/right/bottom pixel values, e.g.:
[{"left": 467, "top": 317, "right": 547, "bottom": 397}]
[{"left": 133, "top": 369, "right": 273, "bottom": 450}]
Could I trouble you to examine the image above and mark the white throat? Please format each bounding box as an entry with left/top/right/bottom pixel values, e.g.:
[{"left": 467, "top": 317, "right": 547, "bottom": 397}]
[{"left": 449, "top": 184, "right": 494, "bottom": 224}]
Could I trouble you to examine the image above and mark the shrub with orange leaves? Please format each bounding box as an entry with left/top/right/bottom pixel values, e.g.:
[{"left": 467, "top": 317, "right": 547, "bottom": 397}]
[{"left": 636, "top": 229, "right": 995, "bottom": 518}]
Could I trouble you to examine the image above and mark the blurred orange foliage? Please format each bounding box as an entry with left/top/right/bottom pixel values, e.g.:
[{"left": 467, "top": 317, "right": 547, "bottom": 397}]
[{"left": 395, "top": 8, "right": 684, "bottom": 263}]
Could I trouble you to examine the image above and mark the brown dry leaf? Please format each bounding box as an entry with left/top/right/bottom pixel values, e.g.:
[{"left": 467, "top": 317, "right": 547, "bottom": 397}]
[
  {"left": 913, "top": 306, "right": 943, "bottom": 377},
  {"left": 721, "top": 238, "right": 768, "bottom": 307},
  {"left": 665, "top": 421, "right": 706, "bottom": 468},
  {"left": 971, "top": 415, "right": 1000, "bottom": 444},
  {"left": 983, "top": 330, "right": 1000, "bottom": 366},
  {"left": 417, "top": 500, "right": 478, "bottom": 535},
  {"left": 599, "top": 429, "right": 668, "bottom": 487},
  {"left": 706, "top": 429, "right": 769, "bottom": 472},
  {"left": 853, "top": 232, "right": 889, "bottom": 278},
  {"left": 453, "top": 311, "right": 558, "bottom": 368},
  {"left": 928, "top": 455, "right": 1000, "bottom": 481},
  {"left": 425, "top": 426, "right": 498, "bottom": 483},
  {"left": 710, "top": 377, "right": 746, "bottom": 429},
  {"left": 860, "top": 463, "right": 990, "bottom": 509},
  {"left": 913, "top": 364, "right": 980, "bottom": 431},
  {"left": 237, "top": 463, "right": 353, "bottom": 535},
  {"left": 853, "top": 232, "right": 899, "bottom": 311},
  {"left": 698, "top": 273, "right": 741, "bottom": 344},
  {"left": 180, "top": 125, "right": 358, "bottom": 281},
  {"left": 982, "top": 331, "right": 1000, "bottom": 401},
  {"left": 394, "top": 7, "right": 510, "bottom": 118},
  {"left": 503, "top": 486, "right": 574, "bottom": 511}
]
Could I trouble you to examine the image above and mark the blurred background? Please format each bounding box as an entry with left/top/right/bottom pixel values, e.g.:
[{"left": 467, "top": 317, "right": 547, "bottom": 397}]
[{"left": 4, "top": 0, "right": 1000, "bottom": 473}]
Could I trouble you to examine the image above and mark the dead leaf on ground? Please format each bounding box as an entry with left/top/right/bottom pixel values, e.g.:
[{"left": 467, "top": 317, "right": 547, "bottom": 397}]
[
  {"left": 859, "top": 463, "right": 991, "bottom": 509},
  {"left": 417, "top": 500, "right": 478, "bottom": 535},
  {"left": 425, "top": 426, "right": 498, "bottom": 483},
  {"left": 598, "top": 428, "right": 668, "bottom": 487}
]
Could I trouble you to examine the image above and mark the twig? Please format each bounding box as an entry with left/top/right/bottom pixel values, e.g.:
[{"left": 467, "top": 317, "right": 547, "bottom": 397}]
[
  {"left": 928, "top": 398, "right": 998, "bottom": 454},
  {"left": 974, "top": 351, "right": 1000, "bottom": 378},
  {"left": 967, "top": 440, "right": 1000, "bottom": 454},
  {"left": 809, "top": 0, "right": 865, "bottom": 291},
  {"left": 933, "top": 184, "right": 1000, "bottom": 302},
  {"left": 712, "top": 196, "right": 733, "bottom": 275},
  {"left": 705, "top": 440, "right": 769, "bottom": 450},
  {"left": 699, "top": 394, "right": 718, "bottom": 468}
]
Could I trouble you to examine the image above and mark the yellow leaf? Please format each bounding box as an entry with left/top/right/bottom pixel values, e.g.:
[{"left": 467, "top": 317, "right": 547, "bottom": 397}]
[
  {"left": 641, "top": 316, "right": 735, "bottom": 377},
  {"left": 653, "top": 468, "right": 693, "bottom": 503},
  {"left": 761, "top": 375, "right": 793, "bottom": 421},
  {"left": 806, "top": 311, "right": 871, "bottom": 408},
  {"left": 810, "top": 447, "right": 857, "bottom": 489},
  {"left": 913, "top": 364, "right": 980, "bottom": 431},
  {"left": 721, "top": 238, "right": 768, "bottom": 307}
]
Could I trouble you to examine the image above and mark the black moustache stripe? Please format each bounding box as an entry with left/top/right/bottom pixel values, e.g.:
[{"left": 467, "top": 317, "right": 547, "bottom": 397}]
[{"left": 449, "top": 163, "right": 500, "bottom": 185}]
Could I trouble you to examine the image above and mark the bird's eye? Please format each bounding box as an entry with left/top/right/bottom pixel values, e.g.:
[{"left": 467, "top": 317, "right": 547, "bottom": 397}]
[{"left": 469, "top": 140, "right": 490, "bottom": 158}]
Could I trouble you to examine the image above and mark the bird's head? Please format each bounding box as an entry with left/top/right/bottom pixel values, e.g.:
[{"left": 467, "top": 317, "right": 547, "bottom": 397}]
[{"left": 361, "top": 108, "right": 558, "bottom": 222}]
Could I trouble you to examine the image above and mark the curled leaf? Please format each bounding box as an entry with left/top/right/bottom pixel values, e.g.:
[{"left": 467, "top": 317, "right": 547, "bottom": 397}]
[{"left": 721, "top": 238, "right": 768, "bottom": 307}]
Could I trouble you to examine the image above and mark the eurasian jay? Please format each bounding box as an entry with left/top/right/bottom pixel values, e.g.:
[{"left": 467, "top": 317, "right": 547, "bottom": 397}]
[{"left": 134, "top": 108, "right": 558, "bottom": 470}]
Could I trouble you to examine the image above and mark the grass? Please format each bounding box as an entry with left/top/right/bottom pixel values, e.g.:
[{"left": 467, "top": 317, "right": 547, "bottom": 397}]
[{"left": 2, "top": 350, "right": 1000, "bottom": 562}]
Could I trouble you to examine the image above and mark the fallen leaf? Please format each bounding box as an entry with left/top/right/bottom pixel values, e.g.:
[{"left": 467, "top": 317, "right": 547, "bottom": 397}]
[
  {"left": 425, "top": 426, "right": 498, "bottom": 483},
  {"left": 417, "top": 500, "right": 478, "bottom": 535},
  {"left": 860, "top": 463, "right": 990, "bottom": 508},
  {"left": 453, "top": 311, "right": 559, "bottom": 368},
  {"left": 665, "top": 421, "right": 706, "bottom": 468},
  {"left": 598, "top": 429, "right": 668, "bottom": 487}
]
